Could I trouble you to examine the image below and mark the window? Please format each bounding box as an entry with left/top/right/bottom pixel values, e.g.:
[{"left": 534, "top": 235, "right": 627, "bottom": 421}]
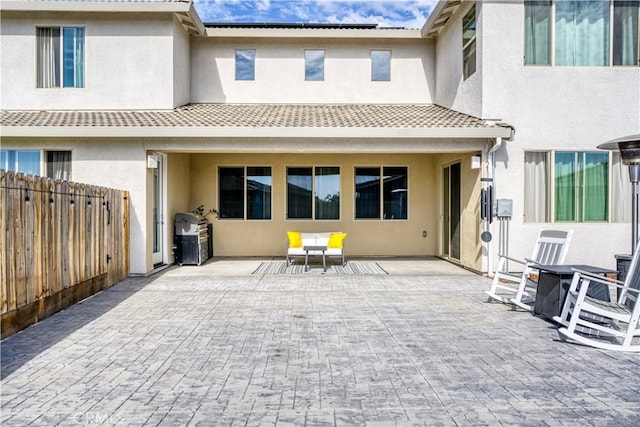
[
  {"left": 555, "top": 152, "right": 608, "bottom": 221},
  {"left": 0, "top": 149, "right": 71, "bottom": 179},
  {"left": 614, "top": 0, "right": 640, "bottom": 65},
  {"left": 37, "top": 27, "right": 84, "bottom": 88},
  {"left": 219, "top": 167, "right": 272, "bottom": 220},
  {"left": 463, "top": 5, "right": 477, "bottom": 79},
  {"left": 46, "top": 151, "right": 72, "bottom": 180},
  {"left": 525, "top": 1, "right": 639, "bottom": 66},
  {"left": 287, "top": 167, "right": 340, "bottom": 220},
  {"left": 355, "top": 167, "right": 408, "bottom": 220},
  {"left": 235, "top": 49, "right": 256, "bottom": 80},
  {"left": 524, "top": 151, "right": 618, "bottom": 223},
  {"left": 524, "top": 1, "right": 552, "bottom": 65},
  {"left": 305, "top": 49, "right": 324, "bottom": 81},
  {"left": 371, "top": 50, "right": 391, "bottom": 81},
  {"left": 0, "top": 150, "right": 41, "bottom": 175}
]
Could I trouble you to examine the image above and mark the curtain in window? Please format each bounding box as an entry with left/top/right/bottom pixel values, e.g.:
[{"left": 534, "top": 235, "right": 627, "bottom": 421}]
[
  {"left": 46, "top": 151, "right": 71, "bottom": 180},
  {"left": 613, "top": 1, "right": 639, "bottom": 65},
  {"left": 524, "top": 152, "right": 549, "bottom": 222},
  {"left": 63, "top": 27, "right": 84, "bottom": 88},
  {"left": 315, "top": 167, "right": 340, "bottom": 220},
  {"left": 37, "top": 28, "right": 60, "bottom": 88},
  {"left": 612, "top": 152, "right": 632, "bottom": 222},
  {"left": 555, "top": 152, "right": 576, "bottom": 221},
  {"left": 556, "top": 1, "right": 611, "bottom": 66},
  {"left": 246, "top": 167, "right": 271, "bottom": 220},
  {"left": 525, "top": 1, "right": 552, "bottom": 65},
  {"left": 287, "top": 167, "right": 312, "bottom": 219},
  {"left": 583, "top": 152, "right": 608, "bottom": 221}
]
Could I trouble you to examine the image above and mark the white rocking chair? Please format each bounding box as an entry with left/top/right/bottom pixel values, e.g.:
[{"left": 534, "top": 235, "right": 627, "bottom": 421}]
[
  {"left": 487, "top": 229, "right": 574, "bottom": 311},
  {"left": 553, "top": 244, "right": 640, "bottom": 352}
]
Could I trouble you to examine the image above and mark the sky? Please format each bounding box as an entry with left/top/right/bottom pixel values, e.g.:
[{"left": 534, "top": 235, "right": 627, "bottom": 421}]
[{"left": 192, "top": 0, "right": 439, "bottom": 29}]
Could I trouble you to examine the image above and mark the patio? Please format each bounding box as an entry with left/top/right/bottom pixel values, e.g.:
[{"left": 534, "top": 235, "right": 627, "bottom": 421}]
[{"left": 1, "top": 258, "right": 639, "bottom": 426}]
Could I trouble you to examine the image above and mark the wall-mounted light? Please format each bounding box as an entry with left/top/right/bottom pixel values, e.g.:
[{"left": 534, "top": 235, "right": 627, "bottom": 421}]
[
  {"left": 471, "top": 155, "right": 481, "bottom": 169},
  {"left": 147, "top": 155, "right": 159, "bottom": 169}
]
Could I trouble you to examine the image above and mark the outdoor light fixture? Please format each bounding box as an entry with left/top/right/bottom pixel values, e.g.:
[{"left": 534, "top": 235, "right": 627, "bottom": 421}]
[{"left": 598, "top": 134, "right": 640, "bottom": 253}]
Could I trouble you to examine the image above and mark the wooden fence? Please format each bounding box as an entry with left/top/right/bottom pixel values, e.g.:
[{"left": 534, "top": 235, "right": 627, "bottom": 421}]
[{"left": 1, "top": 170, "right": 129, "bottom": 338}]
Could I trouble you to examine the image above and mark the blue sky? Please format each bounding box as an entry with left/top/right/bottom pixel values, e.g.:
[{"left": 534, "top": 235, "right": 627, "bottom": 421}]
[{"left": 193, "top": 0, "right": 439, "bottom": 29}]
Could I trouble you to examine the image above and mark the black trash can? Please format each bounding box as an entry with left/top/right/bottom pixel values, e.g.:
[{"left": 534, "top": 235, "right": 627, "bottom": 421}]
[{"left": 174, "top": 212, "right": 209, "bottom": 265}]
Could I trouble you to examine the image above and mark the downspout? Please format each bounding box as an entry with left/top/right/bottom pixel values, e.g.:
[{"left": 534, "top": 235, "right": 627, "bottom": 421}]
[{"left": 483, "top": 137, "right": 502, "bottom": 276}]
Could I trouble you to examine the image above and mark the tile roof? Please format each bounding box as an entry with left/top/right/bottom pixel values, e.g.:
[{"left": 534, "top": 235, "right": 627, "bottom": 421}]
[{"left": 1, "top": 103, "right": 495, "bottom": 129}]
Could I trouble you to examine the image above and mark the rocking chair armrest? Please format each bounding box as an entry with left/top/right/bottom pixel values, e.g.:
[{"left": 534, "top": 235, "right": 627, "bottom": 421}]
[
  {"left": 497, "top": 255, "right": 527, "bottom": 266},
  {"left": 523, "top": 258, "right": 545, "bottom": 268},
  {"left": 571, "top": 269, "right": 633, "bottom": 292}
]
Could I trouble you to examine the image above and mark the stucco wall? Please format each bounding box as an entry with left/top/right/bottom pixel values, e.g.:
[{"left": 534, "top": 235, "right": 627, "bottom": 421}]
[
  {"left": 191, "top": 37, "right": 435, "bottom": 104},
  {"left": 187, "top": 152, "right": 444, "bottom": 257},
  {"left": 172, "top": 16, "right": 191, "bottom": 107},
  {"left": 166, "top": 153, "right": 191, "bottom": 264},
  {"left": 434, "top": 1, "right": 483, "bottom": 118},
  {"left": 478, "top": 0, "right": 640, "bottom": 268},
  {"left": 0, "top": 11, "right": 177, "bottom": 110}
]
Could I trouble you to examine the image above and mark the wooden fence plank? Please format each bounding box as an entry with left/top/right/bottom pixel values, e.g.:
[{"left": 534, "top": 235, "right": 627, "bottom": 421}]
[
  {"left": 14, "top": 174, "right": 27, "bottom": 310},
  {"left": 0, "top": 171, "right": 9, "bottom": 314}
]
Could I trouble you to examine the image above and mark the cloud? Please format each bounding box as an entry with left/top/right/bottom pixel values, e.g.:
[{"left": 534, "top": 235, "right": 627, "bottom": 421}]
[{"left": 193, "top": 0, "right": 438, "bottom": 28}]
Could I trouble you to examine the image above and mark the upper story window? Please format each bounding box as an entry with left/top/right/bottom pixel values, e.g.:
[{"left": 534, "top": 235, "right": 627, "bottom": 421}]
[
  {"left": 523, "top": 151, "right": 631, "bottom": 223},
  {"left": 371, "top": 50, "right": 391, "bottom": 81},
  {"left": 287, "top": 166, "right": 340, "bottom": 220},
  {"left": 355, "top": 167, "right": 407, "bottom": 220},
  {"left": 462, "top": 4, "right": 477, "bottom": 79},
  {"left": 36, "top": 27, "right": 84, "bottom": 88},
  {"left": 1, "top": 150, "right": 71, "bottom": 180},
  {"left": 305, "top": 50, "right": 325, "bottom": 81},
  {"left": 235, "top": 49, "right": 256, "bottom": 80},
  {"left": 219, "top": 166, "right": 272, "bottom": 220},
  {"left": 525, "top": 1, "right": 639, "bottom": 66}
]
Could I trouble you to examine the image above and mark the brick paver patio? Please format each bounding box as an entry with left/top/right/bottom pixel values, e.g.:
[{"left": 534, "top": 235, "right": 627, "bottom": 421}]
[{"left": 2, "top": 260, "right": 639, "bottom": 426}]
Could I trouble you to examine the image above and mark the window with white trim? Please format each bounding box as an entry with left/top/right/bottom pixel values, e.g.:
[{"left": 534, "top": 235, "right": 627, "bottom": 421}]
[
  {"left": 525, "top": 0, "right": 640, "bottom": 66},
  {"left": 305, "top": 49, "right": 325, "bottom": 81},
  {"left": 0, "top": 149, "right": 72, "bottom": 179},
  {"left": 235, "top": 49, "right": 256, "bottom": 80},
  {"left": 371, "top": 50, "right": 391, "bottom": 81},
  {"left": 36, "top": 27, "right": 85, "bottom": 88},
  {"left": 524, "top": 151, "right": 628, "bottom": 223},
  {"left": 462, "top": 4, "right": 477, "bottom": 79}
]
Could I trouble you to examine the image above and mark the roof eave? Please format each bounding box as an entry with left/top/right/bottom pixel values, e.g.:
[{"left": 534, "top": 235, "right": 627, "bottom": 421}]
[
  {"left": 0, "top": 0, "right": 193, "bottom": 13},
  {"left": 420, "top": 0, "right": 463, "bottom": 39},
  {"left": 0, "top": 126, "right": 513, "bottom": 139},
  {"left": 204, "top": 27, "right": 423, "bottom": 39},
  {"left": 0, "top": 0, "right": 205, "bottom": 36}
]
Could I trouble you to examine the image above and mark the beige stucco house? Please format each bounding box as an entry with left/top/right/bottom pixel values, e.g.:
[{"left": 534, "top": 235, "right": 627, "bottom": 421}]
[{"left": 1, "top": 0, "right": 638, "bottom": 275}]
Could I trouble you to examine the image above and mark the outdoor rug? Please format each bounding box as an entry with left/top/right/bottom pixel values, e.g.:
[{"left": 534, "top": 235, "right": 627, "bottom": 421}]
[{"left": 252, "top": 261, "right": 388, "bottom": 275}]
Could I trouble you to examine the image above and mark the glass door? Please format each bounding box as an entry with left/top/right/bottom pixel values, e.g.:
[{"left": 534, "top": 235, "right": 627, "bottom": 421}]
[
  {"left": 443, "top": 163, "right": 461, "bottom": 261},
  {"left": 152, "top": 154, "right": 164, "bottom": 266}
]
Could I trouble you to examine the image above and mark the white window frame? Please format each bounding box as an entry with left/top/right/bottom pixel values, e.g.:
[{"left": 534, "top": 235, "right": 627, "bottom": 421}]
[{"left": 462, "top": 4, "right": 477, "bottom": 80}]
